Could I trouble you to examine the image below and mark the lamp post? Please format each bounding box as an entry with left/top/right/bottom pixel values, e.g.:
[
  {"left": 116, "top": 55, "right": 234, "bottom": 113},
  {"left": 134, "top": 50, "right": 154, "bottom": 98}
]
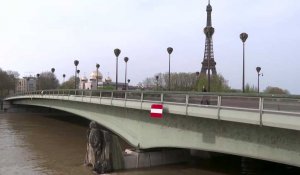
[
  {"left": 74, "top": 60, "right": 79, "bottom": 89},
  {"left": 36, "top": 73, "right": 40, "bottom": 90},
  {"left": 155, "top": 75, "right": 159, "bottom": 91},
  {"left": 96, "top": 63, "right": 100, "bottom": 90},
  {"left": 256, "top": 67, "right": 262, "bottom": 93},
  {"left": 124, "top": 57, "right": 129, "bottom": 90},
  {"left": 195, "top": 71, "right": 200, "bottom": 90},
  {"left": 77, "top": 70, "right": 80, "bottom": 76},
  {"left": 127, "top": 79, "right": 130, "bottom": 90},
  {"left": 51, "top": 68, "right": 55, "bottom": 83},
  {"left": 114, "top": 48, "right": 121, "bottom": 90},
  {"left": 167, "top": 47, "right": 173, "bottom": 91},
  {"left": 63, "top": 74, "right": 66, "bottom": 83},
  {"left": 240, "top": 32, "right": 248, "bottom": 93},
  {"left": 27, "top": 77, "right": 30, "bottom": 92},
  {"left": 77, "top": 70, "right": 80, "bottom": 89}
]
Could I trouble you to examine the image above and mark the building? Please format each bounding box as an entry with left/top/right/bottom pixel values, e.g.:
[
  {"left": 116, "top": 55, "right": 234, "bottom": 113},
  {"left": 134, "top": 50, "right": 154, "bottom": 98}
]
[
  {"left": 16, "top": 76, "right": 37, "bottom": 93},
  {"left": 79, "top": 71, "right": 104, "bottom": 90}
]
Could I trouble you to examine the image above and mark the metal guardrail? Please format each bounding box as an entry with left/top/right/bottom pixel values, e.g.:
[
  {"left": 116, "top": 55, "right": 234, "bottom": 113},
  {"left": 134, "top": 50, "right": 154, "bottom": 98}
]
[{"left": 7, "top": 90, "right": 300, "bottom": 115}]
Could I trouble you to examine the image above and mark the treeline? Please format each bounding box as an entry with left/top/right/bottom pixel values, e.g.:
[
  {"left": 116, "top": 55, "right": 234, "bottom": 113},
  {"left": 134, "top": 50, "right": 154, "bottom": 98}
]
[
  {"left": 0, "top": 69, "right": 19, "bottom": 97},
  {"left": 139, "top": 72, "right": 290, "bottom": 94},
  {"left": 139, "top": 72, "right": 230, "bottom": 92}
]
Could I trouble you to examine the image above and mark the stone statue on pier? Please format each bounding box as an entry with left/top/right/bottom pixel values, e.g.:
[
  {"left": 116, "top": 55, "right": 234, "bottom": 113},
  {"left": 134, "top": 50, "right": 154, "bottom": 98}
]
[{"left": 85, "top": 121, "right": 124, "bottom": 174}]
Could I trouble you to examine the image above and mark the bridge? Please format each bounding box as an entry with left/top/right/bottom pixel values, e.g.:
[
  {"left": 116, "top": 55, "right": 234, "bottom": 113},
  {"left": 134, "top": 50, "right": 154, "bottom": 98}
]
[{"left": 4, "top": 90, "right": 300, "bottom": 167}]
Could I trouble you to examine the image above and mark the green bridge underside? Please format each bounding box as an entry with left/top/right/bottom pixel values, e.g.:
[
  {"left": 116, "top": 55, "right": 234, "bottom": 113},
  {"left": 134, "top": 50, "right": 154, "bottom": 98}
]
[{"left": 5, "top": 91, "right": 300, "bottom": 167}]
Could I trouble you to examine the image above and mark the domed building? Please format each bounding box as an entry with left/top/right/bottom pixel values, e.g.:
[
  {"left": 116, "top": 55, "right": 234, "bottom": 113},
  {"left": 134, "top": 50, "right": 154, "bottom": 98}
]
[
  {"left": 79, "top": 76, "right": 88, "bottom": 89},
  {"left": 79, "top": 70, "right": 103, "bottom": 90},
  {"left": 105, "top": 76, "right": 112, "bottom": 83},
  {"left": 89, "top": 71, "right": 103, "bottom": 82}
]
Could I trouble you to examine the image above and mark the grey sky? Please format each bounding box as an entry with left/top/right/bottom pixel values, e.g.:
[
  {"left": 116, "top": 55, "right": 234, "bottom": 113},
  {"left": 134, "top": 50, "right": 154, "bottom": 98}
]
[{"left": 1, "top": 0, "right": 300, "bottom": 94}]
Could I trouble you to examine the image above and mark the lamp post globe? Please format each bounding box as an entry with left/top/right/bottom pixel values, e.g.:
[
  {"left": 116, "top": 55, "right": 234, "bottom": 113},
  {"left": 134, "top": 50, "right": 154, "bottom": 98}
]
[
  {"left": 167, "top": 47, "right": 173, "bottom": 91},
  {"left": 114, "top": 48, "right": 121, "bottom": 90},
  {"left": 240, "top": 32, "right": 248, "bottom": 93}
]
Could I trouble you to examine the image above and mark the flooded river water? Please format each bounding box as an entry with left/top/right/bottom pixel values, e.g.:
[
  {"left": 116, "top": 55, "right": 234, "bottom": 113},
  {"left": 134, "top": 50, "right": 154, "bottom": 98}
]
[{"left": 0, "top": 112, "right": 299, "bottom": 175}]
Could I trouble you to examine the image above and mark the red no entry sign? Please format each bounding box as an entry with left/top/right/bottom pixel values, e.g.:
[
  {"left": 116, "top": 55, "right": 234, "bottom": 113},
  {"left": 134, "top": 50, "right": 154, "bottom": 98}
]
[{"left": 150, "top": 104, "right": 163, "bottom": 118}]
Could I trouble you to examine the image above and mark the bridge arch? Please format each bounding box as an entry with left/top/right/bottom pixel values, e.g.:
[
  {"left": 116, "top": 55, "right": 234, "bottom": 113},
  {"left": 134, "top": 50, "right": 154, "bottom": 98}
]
[{"left": 5, "top": 92, "right": 300, "bottom": 168}]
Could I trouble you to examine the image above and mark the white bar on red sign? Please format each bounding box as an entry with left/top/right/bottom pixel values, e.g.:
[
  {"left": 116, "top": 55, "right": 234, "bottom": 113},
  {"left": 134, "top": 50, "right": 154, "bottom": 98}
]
[{"left": 150, "top": 104, "right": 163, "bottom": 118}]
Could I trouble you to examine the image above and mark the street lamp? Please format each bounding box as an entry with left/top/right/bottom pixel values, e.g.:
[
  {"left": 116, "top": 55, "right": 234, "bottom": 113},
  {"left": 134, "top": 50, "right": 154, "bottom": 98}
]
[
  {"left": 51, "top": 68, "right": 55, "bottom": 82},
  {"left": 256, "top": 67, "right": 262, "bottom": 93},
  {"left": 96, "top": 63, "right": 100, "bottom": 90},
  {"left": 124, "top": 57, "right": 129, "bottom": 90},
  {"left": 27, "top": 77, "right": 30, "bottom": 92},
  {"left": 114, "top": 48, "right": 121, "bottom": 90},
  {"left": 76, "top": 69, "right": 80, "bottom": 89},
  {"left": 240, "top": 32, "right": 248, "bottom": 93},
  {"left": 127, "top": 79, "right": 130, "bottom": 90},
  {"left": 63, "top": 74, "right": 66, "bottom": 83},
  {"left": 74, "top": 60, "right": 79, "bottom": 89},
  {"left": 36, "top": 73, "right": 40, "bottom": 90},
  {"left": 167, "top": 47, "right": 173, "bottom": 91},
  {"left": 195, "top": 72, "right": 200, "bottom": 90},
  {"left": 155, "top": 75, "right": 159, "bottom": 91}
]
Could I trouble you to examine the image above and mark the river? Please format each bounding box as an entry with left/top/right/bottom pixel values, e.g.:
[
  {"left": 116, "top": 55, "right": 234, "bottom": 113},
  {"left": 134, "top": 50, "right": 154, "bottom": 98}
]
[{"left": 0, "top": 112, "right": 299, "bottom": 175}]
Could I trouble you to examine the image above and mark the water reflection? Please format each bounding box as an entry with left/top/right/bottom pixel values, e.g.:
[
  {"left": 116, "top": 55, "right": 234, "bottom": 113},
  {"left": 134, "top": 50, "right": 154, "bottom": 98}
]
[{"left": 0, "top": 113, "right": 91, "bottom": 175}]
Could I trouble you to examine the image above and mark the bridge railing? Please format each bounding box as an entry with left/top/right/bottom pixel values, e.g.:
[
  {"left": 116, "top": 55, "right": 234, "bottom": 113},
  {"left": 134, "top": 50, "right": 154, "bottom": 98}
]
[{"left": 7, "top": 89, "right": 300, "bottom": 115}]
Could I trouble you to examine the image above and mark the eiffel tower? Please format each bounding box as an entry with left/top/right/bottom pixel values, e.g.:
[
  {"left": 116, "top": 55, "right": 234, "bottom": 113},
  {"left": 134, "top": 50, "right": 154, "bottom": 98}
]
[{"left": 200, "top": 0, "right": 217, "bottom": 76}]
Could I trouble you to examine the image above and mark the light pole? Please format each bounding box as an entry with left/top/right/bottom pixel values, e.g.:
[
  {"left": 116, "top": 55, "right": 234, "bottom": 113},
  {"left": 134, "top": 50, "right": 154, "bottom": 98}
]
[
  {"left": 96, "top": 63, "right": 100, "bottom": 90},
  {"left": 77, "top": 70, "right": 80, "bottom": 77},
  {"left": 167, "top": 47, "right": 173, "bottom": 91},
  {"left": 240, "top": 32, "right": 248, "bottom": 93},
  {"left": 127, "top": 79, "right": 130, "bottom": 90},
  {"left": 36, "top": 73, "right": 40, "bottom": 90},
  {"left": 155, "top": 75, "right": 159, "bottom": 91},
  {"left": 256, "top": 67, "right": 262, "bottom": 93},
  {"left": 27, "top": 77, "right": 30, "bottom": 92},
  {"left": 114, "top": 48, "right": 121, "bottom": 90},
  {"left": 195, "top": 71, "right": 200, "bottom": 90},
  {"left": 124, "top": 57, "right": 129, "bottom": 90},
  {"left": 77, "top": 69, "right": 80, "bottom": 89},
  {"left": 63, "top": 74, "right": 66, "bottom": 83},
  {"left": 51, "top": 68, "right": 55, "bottom": 83},
  {"left": 74, "top": 60, "right": 79, "bottom": 89}
]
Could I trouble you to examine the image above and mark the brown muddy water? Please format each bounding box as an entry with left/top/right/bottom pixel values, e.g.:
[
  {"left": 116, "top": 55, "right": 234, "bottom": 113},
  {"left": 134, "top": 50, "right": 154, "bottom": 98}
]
[{"left": 0, "top": 112, "right": 299, "bottom": 175}]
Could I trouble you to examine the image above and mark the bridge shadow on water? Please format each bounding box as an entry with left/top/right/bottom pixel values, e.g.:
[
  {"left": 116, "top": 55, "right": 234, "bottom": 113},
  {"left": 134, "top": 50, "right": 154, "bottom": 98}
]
[{"left": 189, "top": 152, "right": 300, "bottom": 175}]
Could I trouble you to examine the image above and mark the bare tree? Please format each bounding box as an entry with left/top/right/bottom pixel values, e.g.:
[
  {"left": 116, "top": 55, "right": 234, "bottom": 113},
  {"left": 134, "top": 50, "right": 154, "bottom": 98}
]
[
  {"left": 38, "top": 71, "right": 59, "bottom": 90},
  {"left": 0, "top": 68, "right": 17, "bottom": 96}
]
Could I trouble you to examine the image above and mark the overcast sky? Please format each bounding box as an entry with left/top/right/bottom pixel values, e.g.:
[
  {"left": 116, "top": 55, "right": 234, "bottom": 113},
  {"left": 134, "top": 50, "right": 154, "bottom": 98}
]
[{"left": 1, "top": 0, "right": 300, "bottom": 94}]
